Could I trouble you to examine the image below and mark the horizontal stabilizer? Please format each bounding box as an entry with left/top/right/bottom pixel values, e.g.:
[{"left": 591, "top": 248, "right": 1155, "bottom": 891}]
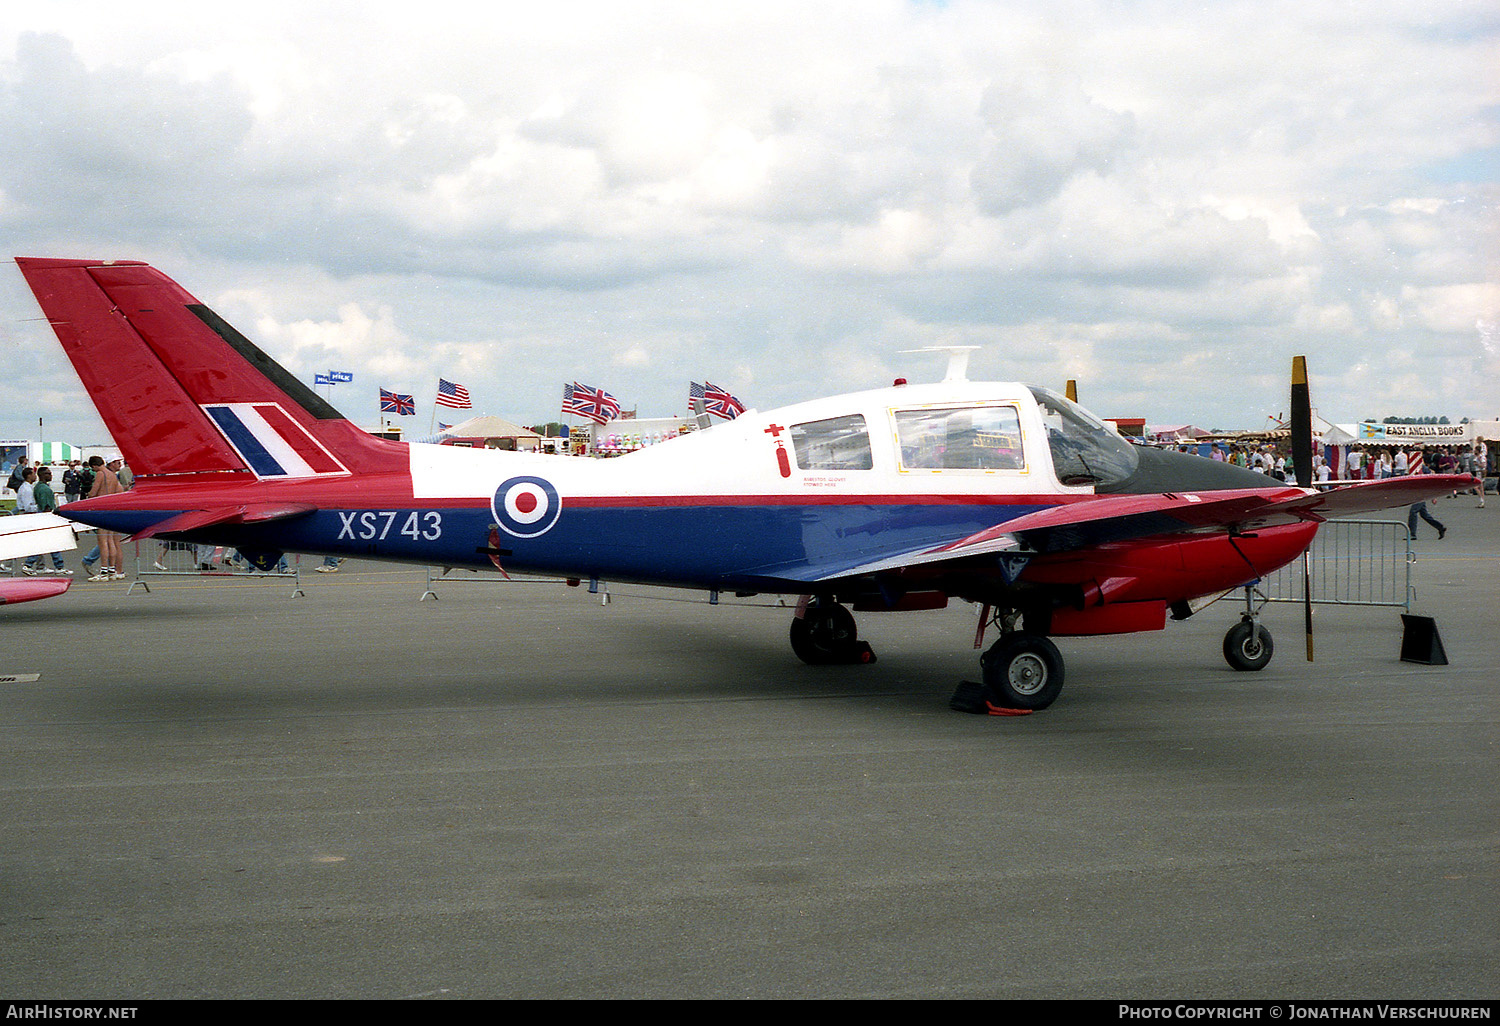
[
  {"left": 131, "top": 502, "right": 318, "bottom": 540},
  {"left": 0, "top": 513, "right": 79, "bottom": 561}
]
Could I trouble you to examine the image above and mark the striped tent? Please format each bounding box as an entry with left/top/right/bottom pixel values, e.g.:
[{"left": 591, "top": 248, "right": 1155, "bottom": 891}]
[{"left": 32, "top": 441, "right": 84, "bottom": 464}]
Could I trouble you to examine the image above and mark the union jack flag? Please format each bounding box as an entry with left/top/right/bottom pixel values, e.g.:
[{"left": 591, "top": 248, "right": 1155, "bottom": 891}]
[
  {"left": 435, "top": 378, "right": 472, "bottom": 409},
  {"left": 562, "top": 381, "right": 621, "bottom": 424},
  {"left": 691, "top": 381, "right": 745, "bottom": 420},
  {"left": 380, "top": 389, "right": 415, "bottom": 416}
]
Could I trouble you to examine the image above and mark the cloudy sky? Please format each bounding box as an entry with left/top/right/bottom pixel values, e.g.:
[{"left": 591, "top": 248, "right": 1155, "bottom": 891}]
[{"left": 1, "top": 0, "right": 1496, "bottom": 446}]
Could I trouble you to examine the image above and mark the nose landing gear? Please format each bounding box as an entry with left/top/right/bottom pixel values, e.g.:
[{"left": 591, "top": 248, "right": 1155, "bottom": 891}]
[{"left": 1223, "top": 585, "right": 1275, "bottom": 671}]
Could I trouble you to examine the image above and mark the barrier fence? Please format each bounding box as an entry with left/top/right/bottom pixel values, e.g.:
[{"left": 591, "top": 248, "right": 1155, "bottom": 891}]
[
  {"left": 420, "top": 565, "right": 584, "bottom": 602},
  {"left": 9, "top": 519, "right": 1414, "bottom": 613},
  {"left": 129, "top": 540, "right": 304, "bottom": 597},
  {"left": 1260, "top": 518, "right": 1413, "bottom": 610}
]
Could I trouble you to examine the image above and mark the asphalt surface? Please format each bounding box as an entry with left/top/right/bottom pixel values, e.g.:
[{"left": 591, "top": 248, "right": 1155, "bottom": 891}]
[{"left": 1, "top": 501, "right": 1495, "bottom": 999}]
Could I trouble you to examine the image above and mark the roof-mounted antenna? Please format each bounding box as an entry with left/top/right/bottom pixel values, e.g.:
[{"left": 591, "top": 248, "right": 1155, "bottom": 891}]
[{"left": 898, "top": 346, "right": 980, "bottom": 383}]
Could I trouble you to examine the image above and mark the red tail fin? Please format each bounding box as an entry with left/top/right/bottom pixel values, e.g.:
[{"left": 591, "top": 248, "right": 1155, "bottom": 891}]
[{"left": 16, "top": 258, "right": 401, "bottom": 481}]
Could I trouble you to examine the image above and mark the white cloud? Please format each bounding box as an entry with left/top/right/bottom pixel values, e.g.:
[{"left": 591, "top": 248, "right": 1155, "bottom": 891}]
[
  {"left": 1401, "top": 282, "right": 1500, "bottom": 335},
  {"left": 2, "top": 0, "right": 1496, "bottom": 442}
]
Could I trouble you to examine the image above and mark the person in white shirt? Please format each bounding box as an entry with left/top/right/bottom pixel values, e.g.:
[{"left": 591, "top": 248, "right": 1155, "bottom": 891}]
[{"left": 15, "top": 468, "right": 37, "bottom": 512}]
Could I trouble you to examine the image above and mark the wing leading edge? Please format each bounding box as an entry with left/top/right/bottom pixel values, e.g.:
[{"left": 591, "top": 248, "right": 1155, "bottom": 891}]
[{"left": 799, "top": 475, "right": 1476, "bottom": 584}]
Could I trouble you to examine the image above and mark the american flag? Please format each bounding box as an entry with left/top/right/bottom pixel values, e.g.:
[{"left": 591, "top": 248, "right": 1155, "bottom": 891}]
[
  {"left": 379, "top": 389, "right": 415, "bottom": 416},
  {"left": 435, "top": 378, "right": 472, "bottom": 409},
  {"left": 691, "top": 381, "right": 745, "bottom": 420},
  {"left": 562, "top": 381, "right": 621, "bottom": 424}
]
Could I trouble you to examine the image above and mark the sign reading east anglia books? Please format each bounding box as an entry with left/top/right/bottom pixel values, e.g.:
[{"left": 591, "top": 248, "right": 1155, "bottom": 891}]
[{"left": 1358, "top": 422, "right": 1473, "bottom": 443}]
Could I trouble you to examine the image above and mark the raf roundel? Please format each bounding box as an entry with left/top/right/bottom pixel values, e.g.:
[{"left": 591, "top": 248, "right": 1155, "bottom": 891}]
[{"left": 492, "top": 476, "right": 563, "bottom": 539}]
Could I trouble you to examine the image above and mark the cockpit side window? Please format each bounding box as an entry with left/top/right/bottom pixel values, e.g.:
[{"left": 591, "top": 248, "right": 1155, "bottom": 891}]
[
  {"left": 790, "top": 414, "right": 873, "bottom": 471},
  {"left": 1028, "top": 386, "right": 1139, "bottom": 488},
  {"left": 894, "top": 406, "right": 1025, "bottom": 471}
]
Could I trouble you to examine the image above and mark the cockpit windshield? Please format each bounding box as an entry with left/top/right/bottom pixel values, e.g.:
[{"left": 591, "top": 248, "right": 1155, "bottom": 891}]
[{"left": 1028, "top": 386, "right": 1139, "bottom": 489}]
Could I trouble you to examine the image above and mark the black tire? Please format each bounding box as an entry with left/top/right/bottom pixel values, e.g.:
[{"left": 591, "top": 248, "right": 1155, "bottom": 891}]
[
  {"left": 1223, "top": 620, "right": 1274, "bottom": 671},
  {"left": 980, "top": 633, "right": 1065, "bottom": 710},
  {"left": 790, "top": 603, "right": 860, "bottom": 665}
]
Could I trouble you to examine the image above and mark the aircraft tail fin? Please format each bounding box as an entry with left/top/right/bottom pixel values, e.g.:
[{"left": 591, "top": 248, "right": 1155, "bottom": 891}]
[{"left": 15, "top": 258, "right": 402, "bottom": 482}]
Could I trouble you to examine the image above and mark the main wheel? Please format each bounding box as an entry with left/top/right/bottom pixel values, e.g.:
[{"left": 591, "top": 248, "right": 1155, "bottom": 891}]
[
  {"left": 790, "top": 603, "right": 861, "bottom": 665},
  {"left": 1223, "top": 620, "right": 1274, "bottom": 671},
  {"left": 980, "top": 633, "right": 1065, "bottom": 710}
]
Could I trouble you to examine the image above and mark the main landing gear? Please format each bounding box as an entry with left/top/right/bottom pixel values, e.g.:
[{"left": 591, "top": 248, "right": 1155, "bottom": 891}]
[
  {"left": 790, "top": 587, "right": 1277, "bottom": 713},
  {"left": 788, "top": 598, "right": 1065, "bottom": 710},
  {"left": 980, "top": 632, "right": 1065, "bottom": 710},
  {"left": 789, "top": 599, "right": 876, "bottom": 665}
]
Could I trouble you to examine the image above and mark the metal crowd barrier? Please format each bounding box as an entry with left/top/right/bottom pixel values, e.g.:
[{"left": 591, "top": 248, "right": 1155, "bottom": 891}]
[
  {"left": 419, "top": 565, "right": 585, "bottom": 602},
  {"left": 130, "top": 540, "right": 304, "bottom": 597},
  {"left": 417, "top": 567, "right": 796, "bottom": 609},
  {"left": 1261, "top": 519, "right": 1413, "bottom": 610}
]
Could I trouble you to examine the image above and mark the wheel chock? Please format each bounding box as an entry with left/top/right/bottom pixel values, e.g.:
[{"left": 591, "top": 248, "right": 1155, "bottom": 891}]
[
  {"left": 1399, "top": 614, "right": 1449, "bottom": 666},
  {"left": 950, "top": 680, "right": 991, "bottom": 712},
  {"left": 949, "top": 680, "right": 1032, "bottom": 716}
]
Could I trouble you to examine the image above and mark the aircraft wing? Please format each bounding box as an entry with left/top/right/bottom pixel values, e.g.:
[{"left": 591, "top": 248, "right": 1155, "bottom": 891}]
[
  {"left": 984, "top": 474, "right": 1477, "bottom": 552},
  {"left": 0, "top": 512, "right": 79, "bottom": 561},
  {"left": 0, "top": 576, "right": 72, "bottom": 605},
  {"left": 1281, "top": 475, "right": 1479, "bottom": 517},
  {"left": 797, "top": 474, "right": 1476, "bottom": 583}
]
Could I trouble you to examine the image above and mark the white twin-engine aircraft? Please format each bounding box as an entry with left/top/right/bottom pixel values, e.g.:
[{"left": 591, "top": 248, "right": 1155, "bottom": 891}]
[{"left": 9, "top": 258, "right": 1473, "bottom": 710}]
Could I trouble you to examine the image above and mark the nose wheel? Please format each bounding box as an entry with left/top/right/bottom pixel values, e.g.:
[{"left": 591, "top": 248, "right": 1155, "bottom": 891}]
[
  {"left": 1223, "top": 618, "right": 1274, "bottom": 671},
  {"left": 1222, "top": 585, "right": 1275, "bottom": 671}
]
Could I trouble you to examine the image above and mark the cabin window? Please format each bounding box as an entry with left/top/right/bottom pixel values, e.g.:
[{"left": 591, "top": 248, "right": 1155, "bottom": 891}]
[
  {"left": 894, "top": 406, "right": 1025, "bottom": 471},
  {"left": 790, "top": 414, "right": 873, "bottom": 471}
]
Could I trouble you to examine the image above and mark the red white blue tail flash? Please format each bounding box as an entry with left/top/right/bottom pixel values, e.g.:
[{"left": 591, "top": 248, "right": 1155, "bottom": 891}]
[{"left": 202, "top": 403, "right": 350, "bottom": 479}]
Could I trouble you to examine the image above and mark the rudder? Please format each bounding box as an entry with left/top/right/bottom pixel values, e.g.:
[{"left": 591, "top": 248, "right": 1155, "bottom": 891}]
[{"left": 16, "top": 258, "right": 399, "bottom": 480}]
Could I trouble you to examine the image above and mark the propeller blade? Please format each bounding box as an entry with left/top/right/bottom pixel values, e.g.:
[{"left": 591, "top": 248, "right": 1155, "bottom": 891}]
[
  {"left": 1303, "top": 550, "right": 1315, "bottom": 662},
  {"left": 1290, "top": 355, "right": 1313, "bottom": 488},
  {"left": 1291, "top": 356, "right": 1315, "bottom": 659}
]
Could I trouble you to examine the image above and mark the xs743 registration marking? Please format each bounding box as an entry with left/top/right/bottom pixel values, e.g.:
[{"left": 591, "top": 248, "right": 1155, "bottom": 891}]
[{"left": 337, "top": 511, "right": 442, "bottom": 541}]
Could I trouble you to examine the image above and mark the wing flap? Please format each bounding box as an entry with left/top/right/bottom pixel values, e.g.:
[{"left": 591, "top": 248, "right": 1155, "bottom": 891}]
[{"left": 790, "top": 531, "right": 1023, "bottom": 583}]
